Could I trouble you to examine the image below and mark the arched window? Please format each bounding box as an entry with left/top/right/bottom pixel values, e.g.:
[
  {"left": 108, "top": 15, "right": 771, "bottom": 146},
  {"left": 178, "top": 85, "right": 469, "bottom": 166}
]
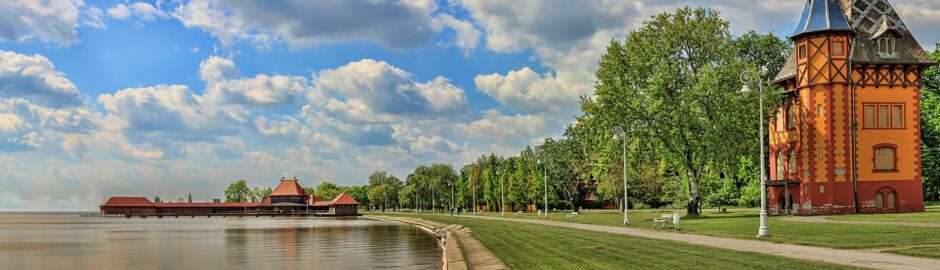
[
  {"left": 874, "top": 192, "right": 884, "bottom": 208},
  {"left": 886, "top": 191, "right": 896, "bottom": 209},
  {"left": 788, "top": 150, "right": 798, "bottom": 176},
  {"left": 776, "top": 151, "right": 785, "bottom": 180},
  {"left": 873, "top": 144, "right": 897, "bottom": 172}
]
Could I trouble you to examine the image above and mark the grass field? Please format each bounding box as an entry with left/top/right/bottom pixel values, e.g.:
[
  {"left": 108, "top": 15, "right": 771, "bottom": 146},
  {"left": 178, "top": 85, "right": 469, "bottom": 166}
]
[
  {"left": 454, "top": 208, "right": 940, "bottom": 250},
  {"left": 375, "top": 213, "right": 863, "bottom": 270},
  {"left": 827, "top": 204, "right": 940, "bottom": 223}
]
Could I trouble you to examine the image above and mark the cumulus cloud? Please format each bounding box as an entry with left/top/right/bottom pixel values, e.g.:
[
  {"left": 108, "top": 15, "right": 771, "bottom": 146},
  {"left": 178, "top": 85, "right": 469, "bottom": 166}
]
[
  {"left": 173, "top": 0, "right": 440, "bottom": 49},
  {"left": 0, "top": 0, "right": 82, "bottom": 46},
  {"left": 107, "top": 2, "right": 166, "bottom": 21},
  {"left": 0, "top": 51, "right": 81, "bottom": 107},
  {"left": 198, "top": 56, "right": 240, "bottom": 82},
  {"left": 434, "top": 14, "right": 481, "bottom": 55},
  {"left": 313, "top": 59, "right": 467, "bottom": 119},
  {"left": 97, "top": 84, "right": 235, "bottom": 138},
  {"left": 82, "top": 6, "right": 107, "bottom": 29},
  {"left": 475, "top": 67, "right": 583, "bottom": 115}
]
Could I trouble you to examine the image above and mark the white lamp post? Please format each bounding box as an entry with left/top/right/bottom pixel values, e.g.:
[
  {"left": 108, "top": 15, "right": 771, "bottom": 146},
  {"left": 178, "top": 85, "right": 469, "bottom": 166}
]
[
  {"left": 613, "top": 126, "right": 629, "bottom": 225},
  {"left": 741, "top": 70, "right": 770, "bottom": 237},
  {"left": 538, "top": 158, "right": 548, "bottom": 218},
  {"left": 498, "top": 169, "right": 505, "bottom": 217}
]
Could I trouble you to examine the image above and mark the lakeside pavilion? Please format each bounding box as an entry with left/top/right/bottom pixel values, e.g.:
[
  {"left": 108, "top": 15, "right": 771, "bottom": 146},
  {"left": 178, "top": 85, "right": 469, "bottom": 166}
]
[
  {"left": 99, "top": 177, "right": 360, "bottom": 217},
  {"left": 769, "top": 0, "right": 935, "bottom": 215}
]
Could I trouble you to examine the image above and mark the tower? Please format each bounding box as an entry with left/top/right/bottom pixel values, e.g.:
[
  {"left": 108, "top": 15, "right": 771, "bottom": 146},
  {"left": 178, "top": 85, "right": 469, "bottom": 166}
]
[{"left": 771, "top": 0, "right": 935, "bottom": 215}]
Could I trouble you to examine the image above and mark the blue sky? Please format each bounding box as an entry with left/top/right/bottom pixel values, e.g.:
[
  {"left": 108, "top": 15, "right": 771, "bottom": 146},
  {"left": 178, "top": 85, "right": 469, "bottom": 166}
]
[{"left": 0, "top": 0, "right": 937, "bottom": 210}]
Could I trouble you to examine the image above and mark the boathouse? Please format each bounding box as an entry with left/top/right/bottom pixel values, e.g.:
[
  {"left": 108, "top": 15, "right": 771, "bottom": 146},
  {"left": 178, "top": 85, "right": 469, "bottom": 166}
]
[
  {"left": 770, "top": 0, "right": 935, "bottom": 215},
  {"left": 100, "top": 177, "right": 359, "bottom": 216}
]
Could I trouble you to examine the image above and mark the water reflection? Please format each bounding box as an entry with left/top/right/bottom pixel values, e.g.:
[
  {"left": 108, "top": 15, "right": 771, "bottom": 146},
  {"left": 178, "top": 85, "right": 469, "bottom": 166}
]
[{"left": 0, "top": 213, "right": 440, "bottom": 270}]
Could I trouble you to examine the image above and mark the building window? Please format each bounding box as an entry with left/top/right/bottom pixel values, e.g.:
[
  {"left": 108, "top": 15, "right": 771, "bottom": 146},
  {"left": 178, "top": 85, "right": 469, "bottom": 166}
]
[
  {"left": 877, "top": 37, "right": 896, "bottom": 56},
  {"left": 788, "top": 150, "right": 798, "bottom": 176},
  {"left": 786, "top": 105, "right": 796, "bottom": 130},
  {"left": 892, "top": 105, "right": 904, "bottom": 128},
  {"left": 887, "top": 191, "right": 896, "bottom": 209},
  {"left": 799, "top": 44, "right": 808, "bottom": 59},
  {"left": 832, "top": 40, "right": 845, "bottom": 56},
  {"left": 863, "top": 103, "right": 905, "bottom": 129},
  {"left": 874, "top": 192, "right": 884, "bottom": 208},
  {"left": 816, "top": 104, "right": 824, "bottom": 118},
  {"left": 873, "top": 145, "right": 897, "bottom": 172},
  {"left": 776, "top": 151, "right": 785, "bottom": 180},
  {"left": 864, "top": 105, "right": 876, "bottom": 128}
]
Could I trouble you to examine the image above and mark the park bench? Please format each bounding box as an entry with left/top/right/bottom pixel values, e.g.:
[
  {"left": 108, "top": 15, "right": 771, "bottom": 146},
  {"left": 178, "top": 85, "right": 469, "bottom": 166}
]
[
  {"left": 653, "top": 213, "right": 680, "bottom": 230},
  {"left": 566, "top": 212, "right": 578, "bottom": 219}
]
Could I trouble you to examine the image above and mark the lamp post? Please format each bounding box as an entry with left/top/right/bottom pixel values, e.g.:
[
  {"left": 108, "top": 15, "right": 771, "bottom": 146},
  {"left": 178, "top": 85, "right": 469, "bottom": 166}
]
[
  {"left": 538, "top": 158, "right": 548, "bottom": 218},
  {"left": 740, "top": 70, "right": 770, "bottom": 237},
  {"left": 613, "top": 126, "right": 630, "bottom": 225},
  {"left": 498, "top": 169, "right": 505, "bottom": 217}
]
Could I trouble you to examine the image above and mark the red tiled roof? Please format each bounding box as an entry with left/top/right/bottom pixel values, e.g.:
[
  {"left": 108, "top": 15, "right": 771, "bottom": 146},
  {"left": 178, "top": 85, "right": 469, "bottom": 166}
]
[
  {"left": 270, "top": 178, "right": 307, "bottom": 196},
  {"left": 155, "top": 202, "right": 259, "bottom": 208},
  {"left": 101, "top": 197, "right": 153, "bottom": 206},
  {"left": 330, "top": 192, "right": 360, "bottom": 205},
  {"left": 311, "top": 201, "right": 332, "bottom": 207}
]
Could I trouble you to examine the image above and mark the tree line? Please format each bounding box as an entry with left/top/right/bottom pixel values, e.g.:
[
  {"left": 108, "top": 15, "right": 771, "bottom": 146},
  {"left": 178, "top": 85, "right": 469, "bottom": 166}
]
[
  {"left": 370, "top": 7, "right": 940, "bottom": 216},
  {"left": 216, "top": 8, "right": 940, "bottom": 215}
]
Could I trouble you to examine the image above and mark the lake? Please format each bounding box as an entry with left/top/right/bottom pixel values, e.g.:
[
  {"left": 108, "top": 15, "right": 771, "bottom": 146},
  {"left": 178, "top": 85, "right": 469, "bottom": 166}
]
[{"left": 0, "top": 213, "right": 441, "bottom": 270}]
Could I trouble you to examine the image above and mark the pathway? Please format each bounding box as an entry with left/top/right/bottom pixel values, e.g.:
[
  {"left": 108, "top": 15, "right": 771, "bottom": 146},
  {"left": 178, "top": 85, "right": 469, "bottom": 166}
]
[
  {"left": 457, "top": 214, "right": 940, "bottom": 270},
  {"left": 783, "top": 215, "right": 940, "bottom": 228}
]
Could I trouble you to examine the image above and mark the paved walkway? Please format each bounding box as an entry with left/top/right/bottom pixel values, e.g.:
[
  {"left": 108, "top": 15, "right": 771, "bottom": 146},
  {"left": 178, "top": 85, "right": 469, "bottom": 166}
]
[
  {"left": 458, "top": 215, "right": 940, "bottom": 270},
  {"left": 783, "top": 215, "right": 940, "bottom": 228}
]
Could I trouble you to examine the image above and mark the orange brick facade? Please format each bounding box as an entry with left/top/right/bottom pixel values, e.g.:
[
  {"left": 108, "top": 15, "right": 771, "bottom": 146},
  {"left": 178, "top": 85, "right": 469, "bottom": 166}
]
[{"left": 769, "top": 0, "right": 933, "bottom": 215}]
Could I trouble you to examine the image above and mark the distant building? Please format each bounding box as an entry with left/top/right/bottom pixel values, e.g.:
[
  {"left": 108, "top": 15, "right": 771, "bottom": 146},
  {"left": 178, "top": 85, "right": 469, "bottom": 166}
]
[
  {"left": 100, "top": 177, "right": 359, "bottom": 216},
  {"left": 770, "top": 0, "right": 935, "bottom": 214}
]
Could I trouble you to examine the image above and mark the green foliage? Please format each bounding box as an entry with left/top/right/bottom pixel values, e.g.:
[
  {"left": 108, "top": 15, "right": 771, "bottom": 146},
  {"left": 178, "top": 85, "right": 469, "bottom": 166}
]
[
  {"left": 224, "top": 179, "right": 251, "bottom": 202},
  {"left": 922, "top": 44, "right": 940, "bottom": 200},
  {"left": 314, "top": 182, "right": 343, "bottom": 200},
  {"left": 250, "top": 186, "right": 272, "bottom": 203},
  {"left": 367, "top": 171, "right": 402, "bottom": 211}
]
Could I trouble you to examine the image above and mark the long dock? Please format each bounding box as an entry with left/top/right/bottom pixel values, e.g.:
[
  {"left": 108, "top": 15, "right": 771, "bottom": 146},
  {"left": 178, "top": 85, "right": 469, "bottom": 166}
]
[{"left": 81, "top": 213, "right": 362, "bottom": 218}]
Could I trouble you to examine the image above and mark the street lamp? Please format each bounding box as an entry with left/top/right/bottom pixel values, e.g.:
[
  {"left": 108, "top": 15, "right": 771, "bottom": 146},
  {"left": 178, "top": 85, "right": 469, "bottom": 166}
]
[
  {"left": 613, "top": 126, "right": 629, "bottom": 225},
  {"left": 538, "top": 158, "right": 548, "bottom": 218},
  {"left": 498, "top": 169, "right": 505, "bottom": 217},
  {"left": 740, "top": 70, "right": 770, "bottom": 238}
]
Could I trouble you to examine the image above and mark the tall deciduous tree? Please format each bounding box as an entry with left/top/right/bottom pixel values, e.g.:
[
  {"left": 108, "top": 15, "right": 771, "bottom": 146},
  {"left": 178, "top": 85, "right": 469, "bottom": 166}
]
[
  {"left": 921, "top": 44, "right": 940, "bottom": 201},
  {"left": 586, "top": 8, "right": 755, "bottom": 216},
  {"left": 224, "top": 179, "right": 251, "bottom": 202}
]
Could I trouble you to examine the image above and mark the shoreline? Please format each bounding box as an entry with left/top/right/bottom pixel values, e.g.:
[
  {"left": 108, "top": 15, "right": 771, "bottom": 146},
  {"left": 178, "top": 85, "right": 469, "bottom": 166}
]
[{"left": 366, "top": 215, "right": 507, "bottom": 270}]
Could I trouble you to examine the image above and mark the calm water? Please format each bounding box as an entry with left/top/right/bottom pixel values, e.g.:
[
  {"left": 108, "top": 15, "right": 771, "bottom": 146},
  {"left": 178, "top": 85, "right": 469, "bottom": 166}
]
[{"left": 0, "top": 213, "right": 441, "bottom": 270}]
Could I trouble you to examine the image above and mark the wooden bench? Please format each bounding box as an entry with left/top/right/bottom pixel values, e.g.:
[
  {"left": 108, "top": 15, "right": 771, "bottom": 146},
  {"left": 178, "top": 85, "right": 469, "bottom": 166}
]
[
  {"left": 653, "top": 214, "right": 680, "bottom": 230},
  {"left": 566, "top": 212, "right": 579, "bottom": 219}
]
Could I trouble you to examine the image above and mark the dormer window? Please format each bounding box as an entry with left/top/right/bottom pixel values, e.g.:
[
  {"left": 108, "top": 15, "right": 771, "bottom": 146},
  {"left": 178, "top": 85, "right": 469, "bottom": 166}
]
[{"left": 877, "top": 37, "right": 896, "bottom": 56}]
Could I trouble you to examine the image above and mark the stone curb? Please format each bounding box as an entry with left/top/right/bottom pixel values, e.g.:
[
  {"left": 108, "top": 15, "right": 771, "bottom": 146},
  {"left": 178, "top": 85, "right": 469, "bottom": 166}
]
[{"left": 366, "top": 216, "right": 470, "bottom": 270}]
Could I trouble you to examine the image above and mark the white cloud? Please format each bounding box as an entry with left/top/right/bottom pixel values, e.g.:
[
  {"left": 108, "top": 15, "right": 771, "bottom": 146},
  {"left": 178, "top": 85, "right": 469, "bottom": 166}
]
[
  {"left": 435, "top": 14, "right": 481, "bottom": 55},
  {"left": 475, "top": 67, "right": 582, "bottom": 115},
  {"left": 313, "top": 59, "right": 467, "bottom": 118},
  {"left": 0, "top": 50, "right": 81, "bottom": 107},
  {"left": 0, "top": 0, "right": 82, "bottom": 46},
  {"left": 82, "top": 6, "right": 107, "bottom": 29},
  {"left": 107, "top": 2, "right": 166, "bottom": 21},
  {"left": 198, "top": 56, "right": 239, "bottom": 82},
  {"left": 0, "top": 112, "right": 24, "bottom": 132}
]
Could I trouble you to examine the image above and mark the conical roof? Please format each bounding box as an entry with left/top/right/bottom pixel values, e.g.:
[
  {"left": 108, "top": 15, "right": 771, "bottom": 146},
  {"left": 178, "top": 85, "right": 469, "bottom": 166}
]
[{"left": 791, "top": 0, "right": 853, "bottom": 39}]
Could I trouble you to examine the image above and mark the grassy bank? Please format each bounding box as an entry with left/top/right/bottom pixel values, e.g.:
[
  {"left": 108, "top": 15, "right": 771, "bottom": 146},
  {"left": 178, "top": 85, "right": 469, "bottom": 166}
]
[
  {"left": 373, "top": 213, "right": 862, "bottom": 270},
  {"left": 827, "top": 204, "right": 940, "bottom": 223}
]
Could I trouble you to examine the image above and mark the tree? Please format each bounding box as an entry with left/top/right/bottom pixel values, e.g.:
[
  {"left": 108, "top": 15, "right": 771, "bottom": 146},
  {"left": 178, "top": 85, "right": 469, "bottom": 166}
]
[
  {"left": 367, "top": 171, "right": 402, "bottom": 211},
  {"left": 921, "top": 44, "right": 940, "bottom": 201},
  {"left": 225, "top": 180, "right": 251, "bottom": 202},
  {"left": 315, "top": 182, "right": 343, "bottom": 200},
  {"left": 250, "top": 186, "right": 272, "bottom": 202},
  {"left": 586, "top": 7, "right": 757, "bottom": 216}
]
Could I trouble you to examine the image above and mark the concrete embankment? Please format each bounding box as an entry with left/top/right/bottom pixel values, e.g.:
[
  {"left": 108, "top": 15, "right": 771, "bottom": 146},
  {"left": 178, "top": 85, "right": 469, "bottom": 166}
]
[{"left": 367, "top": 215, "right": 507, "bottom": 270}]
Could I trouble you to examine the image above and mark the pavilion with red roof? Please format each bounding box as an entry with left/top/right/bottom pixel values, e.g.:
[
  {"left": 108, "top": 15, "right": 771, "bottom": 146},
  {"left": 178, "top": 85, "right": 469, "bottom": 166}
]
[{"left": 99, "top": 177, "right": 359, "bottom": 217}]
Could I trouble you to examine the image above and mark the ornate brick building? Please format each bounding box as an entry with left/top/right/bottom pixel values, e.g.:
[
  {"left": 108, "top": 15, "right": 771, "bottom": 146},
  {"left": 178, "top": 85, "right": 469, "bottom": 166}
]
[{"left": 770, "top": 0, "right": 935, "bottom": 215}]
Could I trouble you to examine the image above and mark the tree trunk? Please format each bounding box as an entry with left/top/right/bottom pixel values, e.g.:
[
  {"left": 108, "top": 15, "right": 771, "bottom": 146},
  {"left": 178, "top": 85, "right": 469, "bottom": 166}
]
[{"left": 687, "top": 170, "right": 701, "bottom": 216}]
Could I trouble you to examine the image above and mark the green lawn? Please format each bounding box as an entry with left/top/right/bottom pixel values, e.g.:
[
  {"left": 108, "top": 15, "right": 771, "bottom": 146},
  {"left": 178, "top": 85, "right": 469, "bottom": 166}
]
[
  {"left": 456, "top": 208, "right": 940, "bottom": 250},
  {"left": 374, "top": 213, "right": 863, "bottom": 270},
  {"left": 827, "top": 204, "right": 940, "bottom": 223},
  {"left": 888, "top": 245, "right": 940, "bottom": 259}
]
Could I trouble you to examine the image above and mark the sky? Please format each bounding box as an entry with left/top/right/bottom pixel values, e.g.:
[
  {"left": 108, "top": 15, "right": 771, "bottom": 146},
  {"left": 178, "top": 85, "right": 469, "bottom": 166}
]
[{"left": 0, "top": 0, "right": 938, "bottom": 211}]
